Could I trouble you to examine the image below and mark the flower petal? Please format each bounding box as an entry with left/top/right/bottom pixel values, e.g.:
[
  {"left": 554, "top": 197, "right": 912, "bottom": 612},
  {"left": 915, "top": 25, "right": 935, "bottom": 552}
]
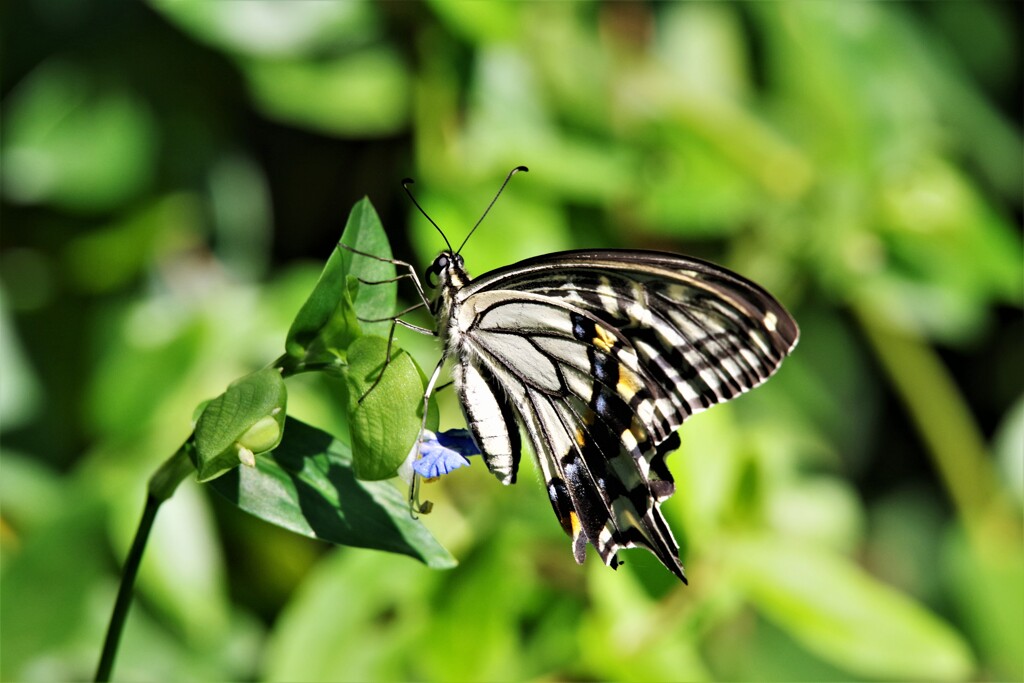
[{"left": 399, "top": 429, "right": 481, "bottom": 482}]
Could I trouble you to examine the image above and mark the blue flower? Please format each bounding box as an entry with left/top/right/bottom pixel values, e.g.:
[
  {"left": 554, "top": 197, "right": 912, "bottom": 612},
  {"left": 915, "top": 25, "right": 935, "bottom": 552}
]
[{"left": 410, "top": 428, "right": 480, "bottom": 479}]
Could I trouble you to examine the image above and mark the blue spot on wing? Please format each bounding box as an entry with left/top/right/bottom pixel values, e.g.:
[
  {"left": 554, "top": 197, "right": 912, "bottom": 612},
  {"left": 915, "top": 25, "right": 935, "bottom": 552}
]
[{"left": 435, "top": 428, "right": 480, "bottom": 457}]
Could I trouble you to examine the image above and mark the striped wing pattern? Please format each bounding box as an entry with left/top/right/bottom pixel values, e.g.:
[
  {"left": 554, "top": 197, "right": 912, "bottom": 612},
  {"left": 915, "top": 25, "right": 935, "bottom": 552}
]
[{"left": 442, "top": 250, "right": 799, "bottom": 582}]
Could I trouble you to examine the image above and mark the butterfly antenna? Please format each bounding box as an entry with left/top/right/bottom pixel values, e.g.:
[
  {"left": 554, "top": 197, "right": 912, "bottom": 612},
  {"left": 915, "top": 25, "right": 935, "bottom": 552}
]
[
  {"left": 402, "top": 177, "right": 453, "bottom": 253},
  {"left": 456, "top": 165, "right": 528, "bottom": 255}
]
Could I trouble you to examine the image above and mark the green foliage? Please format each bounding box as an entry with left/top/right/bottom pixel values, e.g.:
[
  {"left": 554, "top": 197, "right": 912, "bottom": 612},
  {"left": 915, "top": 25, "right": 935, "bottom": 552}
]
[
  {"left": 193, "top": 367, "right": 287, "bottom": 481},
  {"left": 189, "top": 198, "right": 435, "bottom": 551},
  {"left": 205, "top": 199, "right": 440, "bottom": 556},
  {"left": 2, "top": 2, "right": 1021, "bottom": 682},
  {"left": 286, "top": 197, "right": 396, "bottom": 360},
  {"left": 0, "top": 60, "right": 157, "bottom": 212},
  {"left": 283, "top": 196, "right": 428, "bottom": 481},
  {"left": 210, "top": 417, "right": 455, "bottom": 569},
  {"left": 243, "top": 50, "right": 410, "bottom": 137},
  {"left": 337, "top": 199, "right": 400, "bottom": 338},
  {"left": 343, "top": 336, "right": 424, "bottom": 481},
  {"left": 79, "top": 194, "right": 448, "bottom": 680},
  {"left": 727, "top": 537, "right": 974, "bottom": 680}
]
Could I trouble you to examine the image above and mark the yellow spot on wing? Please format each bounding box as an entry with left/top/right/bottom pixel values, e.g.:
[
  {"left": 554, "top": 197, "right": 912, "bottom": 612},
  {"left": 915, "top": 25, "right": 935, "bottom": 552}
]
[
  {"left": 616, "top": 366, "right": 642, "bottom": 401},
  {"left": 569, "top": 511, "right": 582, "bottom": 539},
  {"left": 593, "top": 325, "right": 616, "bottom": 353},
  {"left": 630, "top": 414, "right": 649, "bottom": 442}
]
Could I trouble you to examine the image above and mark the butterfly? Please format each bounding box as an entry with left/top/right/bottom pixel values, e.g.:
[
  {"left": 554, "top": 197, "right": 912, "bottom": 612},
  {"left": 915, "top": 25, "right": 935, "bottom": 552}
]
[{"left": 363, "top": 166, "right": 799, "bottom": 583}]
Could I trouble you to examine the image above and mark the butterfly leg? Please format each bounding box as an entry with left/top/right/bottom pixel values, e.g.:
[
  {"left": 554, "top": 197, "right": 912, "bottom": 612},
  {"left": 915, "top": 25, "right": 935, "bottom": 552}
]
[
  {"left": 355, "top": 303, "right": 435, "bottom": 403},
  {"left": 408, "top": 354, "right": 448, "bottom": 516},
  {"left": 357, "top": 301, "right": 428, "bottom": 324},
  {"left": 339, "top": 243, "right": 431, "bottom": 310},
  {"left": 340, "top": 246, "right": 441, "bottom": 401}
]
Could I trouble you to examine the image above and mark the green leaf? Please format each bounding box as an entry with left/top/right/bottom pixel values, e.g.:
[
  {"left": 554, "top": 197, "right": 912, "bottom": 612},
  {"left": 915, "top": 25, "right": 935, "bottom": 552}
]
[
  {"left": 150, "top": 0, "right": 377, "bottom": 59},
  {"left": 0, "top": 488, "right": 107, "bottom": 681},
  {"left": 208, "top": 417, "right": 456, "bottom": 569},
  {"left": 284, "top": 249, "right": 360, "bottom": 362},
  {"left": 338, "top": 199, "right": 398, "bottom": 336},
  {"left": 285, "top": 197, "right": 395, "bottom": 360},
  {"left": 193, "top": 368, "right": 287, "bottom": 482},
  {"left": 727, "top": 536, "right": 975, "bottom": 681},
  {"left": 242, "top": 49, "right": 410, "bottom": 136},
  {"left": 343, "top": 335, "right": 425, "bottom": 481},
  {"left": 0, "top": 60, "right": 157, "bottom": 213},
  {"left": 943, "top": 525, "right": 1024, "bottom": 681},
  {"left": 261, "top": 551, "right": 440, "bottom": 682},
  {"left": 425, "top": 0, "right": 521, "bottom": 44}
]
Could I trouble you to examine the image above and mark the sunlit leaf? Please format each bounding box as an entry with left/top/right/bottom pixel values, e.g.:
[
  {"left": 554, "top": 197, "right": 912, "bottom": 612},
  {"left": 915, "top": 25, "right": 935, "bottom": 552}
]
[
  {"left": 425, "top": 0, "right": 520, "bottom": 43},
  {"left": 110, "top": 478, "right": 233, "bottom": 651},
  {"left": 727, "top": 536, "right": 975, "bottom": 681},
  {"left": 993, "top": 397, "right": 1024, "bottom": 505},
  {"left": 338, "top": 199, "right": 398, "bottom": 337},
  {"left": 88, "top": 317, "right": 206, "bottom": 438},
  {"left": 193, "top": 368, "right": 287, "bottom": 482},
  {"left": 285, "top": 197, "right": 395, "bottom": 360},
  {"left": 262, "top": 551, "right": 440, "bottom": 682},
  {"left": 943, "top": 525, "right": 1024, "bottom": 681},
  {"left": 243, "top": 49, "right": 409, "bottom": 136},
  {"left": 410, "top": 189, "right": 571, "bottom": 275},
  {"left": 151, "top": 0, "right": 377, "bottom": 59},
  {"left": 0, "top": 487, "right": 106, "bottom": 680},
  {"left": 209, "top": 417, "right": 456, "bottom": 569},
  {"left": 343, "top": 335, "right": 424, "bottom": 481},
  {"left": 0, "top": 60, "right": 156, "bottom": 213},
  {"left": 0, "top": 293, "right": 42, "bottom": 430},
  {"left": 579, "top": 561, "right": 711, "bottom": 681},
  {"left": 62, "top": 196, "right": 199, "bottom": 294}
]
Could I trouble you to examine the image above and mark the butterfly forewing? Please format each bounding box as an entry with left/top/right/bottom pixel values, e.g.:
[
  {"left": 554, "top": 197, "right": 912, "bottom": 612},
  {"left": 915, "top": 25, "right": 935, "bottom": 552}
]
[{"left": 439, "top": 249, "right": 798, "bottom": 582}]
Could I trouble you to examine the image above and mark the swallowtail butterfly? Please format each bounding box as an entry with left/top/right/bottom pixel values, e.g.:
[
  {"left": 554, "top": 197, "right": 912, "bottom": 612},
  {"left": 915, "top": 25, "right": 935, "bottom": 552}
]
[{"left": 372, "top": 167, "right": 798, "bottom": 583}]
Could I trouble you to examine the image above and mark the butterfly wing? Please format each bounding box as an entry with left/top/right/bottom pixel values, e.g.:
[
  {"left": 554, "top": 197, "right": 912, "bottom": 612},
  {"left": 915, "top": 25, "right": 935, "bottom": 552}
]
[{"left": 449, "top": 250, "right": 799, "bottom": 580}]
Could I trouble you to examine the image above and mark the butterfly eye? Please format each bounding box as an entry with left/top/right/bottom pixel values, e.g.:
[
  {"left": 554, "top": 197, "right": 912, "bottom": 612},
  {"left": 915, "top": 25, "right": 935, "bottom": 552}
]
[{"left": 426, "top": 255, "right": 449, "bottom": 288}]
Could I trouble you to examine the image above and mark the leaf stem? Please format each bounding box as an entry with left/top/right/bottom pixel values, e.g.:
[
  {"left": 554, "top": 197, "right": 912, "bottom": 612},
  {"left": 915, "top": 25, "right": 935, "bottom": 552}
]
[
  {"left": 853, "top": 302, "right": 1004, "bottom": 546},
  {"left": 272, "top": 353, "right": 344, "bottom": 379},
  {"left": 94, "top": 445, "right": 194, "bottom": 682}
]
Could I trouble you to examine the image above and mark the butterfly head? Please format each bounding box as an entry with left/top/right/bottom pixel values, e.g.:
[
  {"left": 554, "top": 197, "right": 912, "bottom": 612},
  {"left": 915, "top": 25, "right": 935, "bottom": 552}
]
[
  {"left": 405, "top": 166, "right": 527, "bottom": 293},
  {"left": 425, "top": 251, "right": 468, "bottom": 290}
]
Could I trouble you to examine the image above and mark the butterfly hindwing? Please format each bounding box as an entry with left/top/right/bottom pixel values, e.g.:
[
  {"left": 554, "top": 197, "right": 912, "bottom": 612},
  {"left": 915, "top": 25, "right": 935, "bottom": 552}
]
[{"left": 455, "top": 357, "right": 522, "bottom": 484}]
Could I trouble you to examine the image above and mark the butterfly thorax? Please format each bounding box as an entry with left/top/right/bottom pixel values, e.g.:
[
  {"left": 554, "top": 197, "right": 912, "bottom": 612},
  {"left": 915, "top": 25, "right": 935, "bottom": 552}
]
[{"left": 426, "top": 251, "right": 471, "bottom": 345}]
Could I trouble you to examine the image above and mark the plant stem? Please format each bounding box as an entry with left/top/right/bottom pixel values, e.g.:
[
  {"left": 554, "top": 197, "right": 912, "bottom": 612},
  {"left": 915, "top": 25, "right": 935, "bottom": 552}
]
[
  {"left": 94, "top": 446, "right": 194, "bottom": 682},
  {"left": 853, "top": 302, "right": 1002, "bottom": 546},
  {"left": 94, "top": 496, "right": 159, "bottom": 682}
]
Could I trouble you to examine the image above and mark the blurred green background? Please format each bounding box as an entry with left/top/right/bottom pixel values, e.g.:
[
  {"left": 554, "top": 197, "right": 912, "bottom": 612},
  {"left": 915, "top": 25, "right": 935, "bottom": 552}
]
[{"left": 2, "top": 1, "right": 1022, "bottom": 681}]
